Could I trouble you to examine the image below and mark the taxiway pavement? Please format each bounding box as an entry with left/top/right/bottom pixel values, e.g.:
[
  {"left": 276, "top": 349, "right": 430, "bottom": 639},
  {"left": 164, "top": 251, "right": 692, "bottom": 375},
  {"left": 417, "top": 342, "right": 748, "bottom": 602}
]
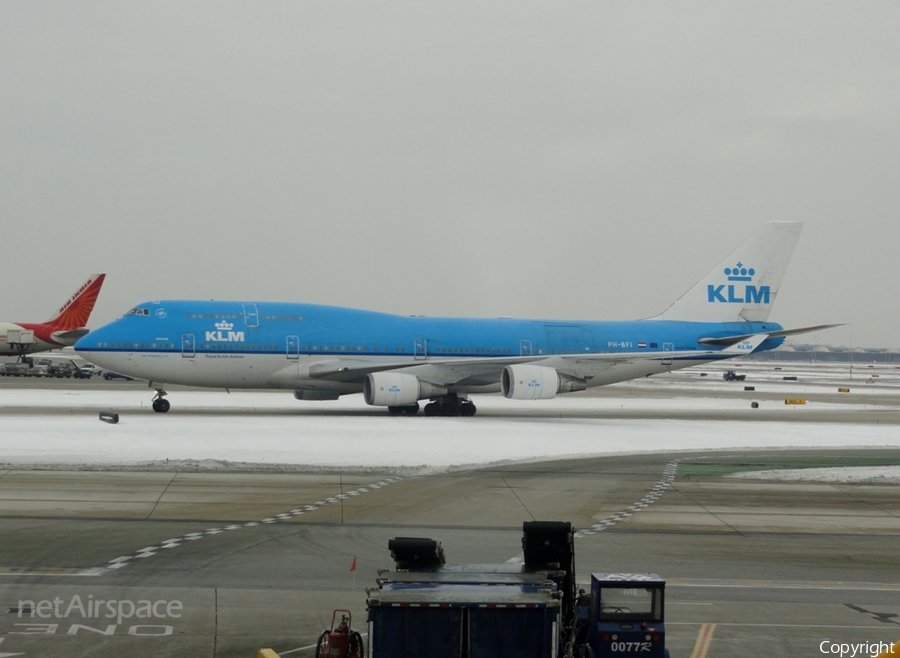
[{"left": 1, "top": 363, "right": 899, "bottom": 656}]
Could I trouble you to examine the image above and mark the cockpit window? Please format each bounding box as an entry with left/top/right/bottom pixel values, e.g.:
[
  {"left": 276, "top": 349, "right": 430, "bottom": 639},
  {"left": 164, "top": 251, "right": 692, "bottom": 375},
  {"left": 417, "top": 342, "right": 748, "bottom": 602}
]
[{"left": 124, "top": 308, "right": 150, "bottom": 317}]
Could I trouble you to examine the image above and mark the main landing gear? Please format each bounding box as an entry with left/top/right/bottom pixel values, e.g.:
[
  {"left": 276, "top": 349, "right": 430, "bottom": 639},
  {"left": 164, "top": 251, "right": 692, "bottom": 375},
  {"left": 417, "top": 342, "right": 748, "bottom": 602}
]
[
  {"left": 387, "top": 395, "right": 477, "bottom": 417},
  {"left": 424, "top": 395, "right": 477, "bottom": 417},
  {"left": 151, "top": 387, "right": 170, "bottom": 413},
  {"left": 387, "top": 403, "right": 420, "bottom": 415}
]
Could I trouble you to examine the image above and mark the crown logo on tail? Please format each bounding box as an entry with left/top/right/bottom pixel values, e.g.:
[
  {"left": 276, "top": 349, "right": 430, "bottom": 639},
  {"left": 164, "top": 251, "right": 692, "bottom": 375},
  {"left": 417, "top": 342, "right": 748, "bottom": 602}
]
[{"left": 723, "top": 262, "right": 755, "bottom": 282}]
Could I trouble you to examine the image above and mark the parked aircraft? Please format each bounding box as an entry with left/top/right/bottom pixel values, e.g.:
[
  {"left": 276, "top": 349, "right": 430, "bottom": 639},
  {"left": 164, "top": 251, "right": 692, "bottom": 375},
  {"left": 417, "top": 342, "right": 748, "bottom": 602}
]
[
  {"left": 75, "top": 223, "right": 834, "bottom": 415},
  {"left": 1, "top": 273, "right": 107, "bottom": 357}
]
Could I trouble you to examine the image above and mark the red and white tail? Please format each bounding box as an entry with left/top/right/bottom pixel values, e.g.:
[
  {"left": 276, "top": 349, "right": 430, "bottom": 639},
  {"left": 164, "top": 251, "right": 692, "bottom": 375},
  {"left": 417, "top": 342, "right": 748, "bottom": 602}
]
[{"left": 47, "top": 273, "right": 107, "bottom": 329}]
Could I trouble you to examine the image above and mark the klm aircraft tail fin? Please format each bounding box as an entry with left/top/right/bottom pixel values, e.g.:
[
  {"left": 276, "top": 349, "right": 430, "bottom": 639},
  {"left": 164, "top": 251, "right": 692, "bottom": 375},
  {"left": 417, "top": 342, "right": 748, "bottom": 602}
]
[{"left": 652, "top": 222, "right": 802, "bottom": 323}]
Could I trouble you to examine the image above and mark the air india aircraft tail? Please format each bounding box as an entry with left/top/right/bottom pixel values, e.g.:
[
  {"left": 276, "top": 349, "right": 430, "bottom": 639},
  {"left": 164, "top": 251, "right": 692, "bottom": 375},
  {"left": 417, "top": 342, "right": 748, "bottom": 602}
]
[
  {"left": 46, "top": 273, "right": 107, "bottom": 329},
  {"left": 0, "top": 273, "right": 108, "bottom": 356}
]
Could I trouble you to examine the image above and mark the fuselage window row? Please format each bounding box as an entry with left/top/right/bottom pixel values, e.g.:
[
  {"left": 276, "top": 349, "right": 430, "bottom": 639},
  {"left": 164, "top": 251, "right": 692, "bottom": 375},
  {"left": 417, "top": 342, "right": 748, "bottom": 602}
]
[
  {"left": 94, "top": 342, "right": 593, "bottom": 356},
  {"left": 184, "top": 313, "right": 303, "bottom": 321},
  {"left": 433, "top": 347, "right": 515, "bottom": 355},
  {"left": 97, "top": 342, "right": 176, "bottom": 349},
  {"left": 95, "top": 343, "right": 619, "bottom": 357},
  {"left": 88, "top": 342, "right": 597, "bottom": 356}
]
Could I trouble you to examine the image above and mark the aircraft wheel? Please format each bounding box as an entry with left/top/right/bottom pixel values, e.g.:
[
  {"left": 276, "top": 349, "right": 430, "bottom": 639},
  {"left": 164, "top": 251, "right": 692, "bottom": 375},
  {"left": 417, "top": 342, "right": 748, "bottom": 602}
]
[
  {"left": 461, "top": 401, "right": 477, "bottom": 417},
  {"left": 152, "top": 398, "right": 171, "bottom": 413},
  {"left": 402, "top": 403, "right": 420, "bottom": 415},
  {"left": 387, "top": 406, "right": 404, "bottom": 415},
  {"left": 424, "top": 402, "right": 439, "bottom": 416}
]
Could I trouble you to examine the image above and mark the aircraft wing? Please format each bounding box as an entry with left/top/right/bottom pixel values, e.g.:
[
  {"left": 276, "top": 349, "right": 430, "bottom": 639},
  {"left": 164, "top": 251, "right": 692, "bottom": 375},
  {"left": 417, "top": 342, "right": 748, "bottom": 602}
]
[
  {"left": 308, "top": 335, "right": 769, "bottom": 387},
  {"left": 307, "top": 355, "right": 538, "bottom": 385}
]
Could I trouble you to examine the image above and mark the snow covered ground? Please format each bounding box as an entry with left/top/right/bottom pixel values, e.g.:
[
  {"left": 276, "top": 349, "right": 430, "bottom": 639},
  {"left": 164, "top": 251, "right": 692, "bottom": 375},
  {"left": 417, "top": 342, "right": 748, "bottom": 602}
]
[
  {"left": 622, "top": 358, "right": 900, "bottom": 399},
  {"left": 728, "top": 466, "right": 900, "bottom": 484},
  {"left": 1, "top": 380, "right": 899, "bottom": 475}
]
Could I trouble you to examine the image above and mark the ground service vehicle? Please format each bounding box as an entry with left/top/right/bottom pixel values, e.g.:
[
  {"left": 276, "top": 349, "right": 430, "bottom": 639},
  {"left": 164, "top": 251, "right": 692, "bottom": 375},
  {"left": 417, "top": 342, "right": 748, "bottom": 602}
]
[
  {"left": 316, "top": 610, "right": 364, "bottom": 658},
  {"left": 1, "top": 358, "right": 75, "bottom": 377},
  {"left": 103, "top": 370, "right": 134, "bottom": 380},
  {"left": 74, "top": 363, "right": 96, "bottom": 379},
  {"left": 2, "top": 362, "right": 31, "bottom": 376},
  {"left": 35, "top": 359, "right": 74, "bottom": 377},
  {"left": 587, "top": 574, "right": 669, "bottom": 658},
  {"left": 365, "top": 522, "right": 669, "bottom": 658},
  {"left": 51, "top": 362, "right": 75, "bottom": 377},
  {"left": 722, "top": 369, "right": 746, "bottom": 381}
]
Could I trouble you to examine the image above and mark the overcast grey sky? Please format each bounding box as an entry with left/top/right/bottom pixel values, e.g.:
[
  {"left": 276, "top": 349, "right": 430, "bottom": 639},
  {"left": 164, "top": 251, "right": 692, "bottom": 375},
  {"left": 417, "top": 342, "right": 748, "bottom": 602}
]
[{"left": 2, "top": 2, "right": 898, "bottom": 348}]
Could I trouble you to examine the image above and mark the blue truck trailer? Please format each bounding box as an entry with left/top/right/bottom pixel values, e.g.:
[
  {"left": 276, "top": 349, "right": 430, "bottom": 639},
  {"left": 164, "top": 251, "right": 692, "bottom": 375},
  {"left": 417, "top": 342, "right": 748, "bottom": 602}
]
[
  {"left": 367, "top": 583, "right": 560, "bottom": 657},
  {"left": 365, "top": 522, "right": 670, "bottom": 657}
]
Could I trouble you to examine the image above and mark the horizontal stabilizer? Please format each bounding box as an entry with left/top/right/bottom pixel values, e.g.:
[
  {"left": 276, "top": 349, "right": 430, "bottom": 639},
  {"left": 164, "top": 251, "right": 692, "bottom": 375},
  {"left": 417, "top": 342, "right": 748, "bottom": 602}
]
[
  {"left": 718, "top": 333, "right": 770, "bottom": 355},
  {"left": 51, "top": 328, "right": 91, "bottom": 341},
  {"left": 698, "top": 324, "right": 844, "bottom": 347}
]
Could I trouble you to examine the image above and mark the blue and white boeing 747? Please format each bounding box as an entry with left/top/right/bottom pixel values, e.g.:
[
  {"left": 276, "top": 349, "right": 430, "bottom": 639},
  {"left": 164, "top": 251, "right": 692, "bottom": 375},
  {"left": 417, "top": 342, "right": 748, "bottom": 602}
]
[{"left": 76, "top": 222, "right": 835, "bottom": 415}]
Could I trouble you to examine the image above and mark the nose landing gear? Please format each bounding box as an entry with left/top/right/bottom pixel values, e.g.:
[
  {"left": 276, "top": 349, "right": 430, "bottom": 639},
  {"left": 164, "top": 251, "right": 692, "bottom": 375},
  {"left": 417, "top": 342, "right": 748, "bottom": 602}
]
[{"left": 151, "top": 387, "right": 170, "bottom": 413}]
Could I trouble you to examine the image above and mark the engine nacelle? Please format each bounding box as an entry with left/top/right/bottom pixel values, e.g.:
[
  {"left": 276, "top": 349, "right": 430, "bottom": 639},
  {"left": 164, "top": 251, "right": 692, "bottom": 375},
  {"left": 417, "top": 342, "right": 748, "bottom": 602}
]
[
  {"left": 501, "top": 365, "right": 587, "bottom": 400},
  {"left": 364, "top": 372, "right": 446, "bottom": 407},
  {"left": 502, "top": 365, "right": 559, "bottom": 400}
]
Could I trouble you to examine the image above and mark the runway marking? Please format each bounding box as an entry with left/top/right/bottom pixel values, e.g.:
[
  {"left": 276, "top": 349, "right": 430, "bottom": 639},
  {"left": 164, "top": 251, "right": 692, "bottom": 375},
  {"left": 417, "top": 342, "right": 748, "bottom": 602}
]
[
  {"left": 574, "top": 460, "right": 678, "bottom": 538},
  {"left": 670, "top": 622, "right": 900, "bottom": 629},
  {"left": 689, "top": 623, "right": 716, "bottom": 658},
  {"left": 0, "top": 637, "right": 25, "bottom": 658},
  {"left": 99, "top": 476, "right": 403, "bottom": 572},
  {"left": 0, "top": 566, "right": 103, "bottom": 577},
  {"left": 504, "top": 461, "right": 679, "bottom": 562},
  {"left": 668, "top": 578, "right": 900, "bottom": 591},
  {"left": 279, "top": 632, "right": 368, "bottom": 655}
]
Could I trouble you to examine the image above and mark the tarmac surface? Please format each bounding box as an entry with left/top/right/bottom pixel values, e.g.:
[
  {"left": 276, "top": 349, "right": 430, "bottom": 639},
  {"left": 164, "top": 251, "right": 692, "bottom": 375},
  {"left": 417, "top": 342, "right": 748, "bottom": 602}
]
[{"left": 1, "top": 364, "right": 899, "bottom": 657}]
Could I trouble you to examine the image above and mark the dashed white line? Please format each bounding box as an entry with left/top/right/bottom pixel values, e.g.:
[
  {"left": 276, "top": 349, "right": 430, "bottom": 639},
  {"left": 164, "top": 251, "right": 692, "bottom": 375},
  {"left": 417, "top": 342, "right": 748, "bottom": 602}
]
[
  {"left": 575, "top": 461, "right": 678, "bottom": 538},
  {"left": 99, "top": 476, "right": 403, "bottom": 572}
]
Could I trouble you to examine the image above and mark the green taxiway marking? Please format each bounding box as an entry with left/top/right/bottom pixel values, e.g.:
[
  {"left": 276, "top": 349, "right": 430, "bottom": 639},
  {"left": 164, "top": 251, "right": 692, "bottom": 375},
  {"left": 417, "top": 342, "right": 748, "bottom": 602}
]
[{"left": 676, "top": 456, "right": 900, "bottom": 478}]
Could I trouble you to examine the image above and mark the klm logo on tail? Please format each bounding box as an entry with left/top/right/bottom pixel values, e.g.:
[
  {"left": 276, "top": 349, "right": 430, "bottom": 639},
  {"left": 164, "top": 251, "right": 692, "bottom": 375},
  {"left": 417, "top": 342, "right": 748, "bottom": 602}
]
[
  {"left": 708, "top": 263, "right": 770, "bottom": 305},
  {"left": 205, "top": 321, "right": 245, "bottom": 342}
]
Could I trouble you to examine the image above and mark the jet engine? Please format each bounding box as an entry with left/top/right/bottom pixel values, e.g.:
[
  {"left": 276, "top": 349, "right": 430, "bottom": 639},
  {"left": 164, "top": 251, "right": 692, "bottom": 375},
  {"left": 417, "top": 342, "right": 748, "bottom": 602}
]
[
  {"left": 501, "top": 365, "right": 587, "bottom": 400},
  {"left": 364, "top": 372, "right": 446, "bottom": 407}
]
